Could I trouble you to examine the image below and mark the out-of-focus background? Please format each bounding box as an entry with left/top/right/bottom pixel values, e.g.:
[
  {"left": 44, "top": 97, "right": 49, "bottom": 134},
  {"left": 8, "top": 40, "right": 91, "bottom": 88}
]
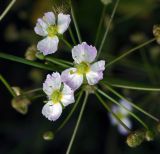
[{"left": 0, "top": 0, "right": 160, "bottom": 153}]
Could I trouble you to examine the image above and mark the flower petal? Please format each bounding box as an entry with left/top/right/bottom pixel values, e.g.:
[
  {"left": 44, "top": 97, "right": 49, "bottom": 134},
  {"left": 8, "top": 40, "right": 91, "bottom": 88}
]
[
  {"left": 61, "top": 83, "right": 75, "bottom": 106},
  {"left": 86, "top": 60, "right": 105, "bottom": 85},
  {"left": 118, "top": 117, "right": 132, "bottom": 135},
  {"left": 43, "top": 72, "right": 61, "bottom": 96},
  {"left": 42, "top": 101, "right": 62, "bottom": 121},
  {"left": 57, "top": 13, "right": 71, "bottom": 34},
  {"left": 43, "top": 12, "right": 56, "bottom": 25},
  {"left": 37, "top": 36, "right": 59, "bottom": 55},
  {"left": 61, "top": 68, "right": 83, "bottom": 91},
  {"left": 90, "top": 60, "right": 105, "bottom": 72},
  {"left": 72, "top": 42, "right": 97, "bottom": 64},
  {"left": 34, "top": 18, "right": 48, "bottom": 36},
  {"left": 119, "top": 99, "right": 132, "bottom": 115}
]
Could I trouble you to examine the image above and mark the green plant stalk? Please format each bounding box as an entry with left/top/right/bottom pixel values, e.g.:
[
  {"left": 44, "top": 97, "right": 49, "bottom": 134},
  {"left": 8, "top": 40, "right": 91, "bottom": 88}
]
[
  {"left": 0, "top": 52, "right": 54, "bottom": 71},
  {"left": 95, "top": 92, "right": 131, "bottom": 132},
  {"left": 102, "top": 83, "right": 159, "bottom": 122},
  {"left": 95, "top": 5, "right": 106, "bottom": 46},
  {"left": 66, "top": 92, "right": 88, "bottom": 154},
  {"left": 45, "top": 56, "right": 70, "bottom": 68},
  {"left": 56, "top": 91, "right": 83, "bottom": 133},
  {"left": 0, "top": 74, "right": 16, "bottom": 97},
  {"left": 71, "top": 4, "right": 82, "bottom": 43},
  {"left": 23, "top": 88, "right": 43, "bottom": 95},
  {"left": 105, "top": 38, "right": 156, "bottom": 67},
  {"left": 102, "top": 79, "right": 160, "bottom": 91},
  {"left": 46, "top": 56, "right": 73, "bottom": 66},
  {"left": 69, "top": 27, "right": 77, "bottom": 45},
  {"left": 140, "top": 50, "right": 157, "bottom": 84},
  {"left": 97, "top": 0, "right": 120, "bottom": 59},
  {"left": 0, "top": 0, "right": 16, "bottom": 21},
  {"left": 61, "top": 37, "right": 72, "bottom": 49},
  {"left": 97, "top": 88, "right": 148, "bottom": 130}
]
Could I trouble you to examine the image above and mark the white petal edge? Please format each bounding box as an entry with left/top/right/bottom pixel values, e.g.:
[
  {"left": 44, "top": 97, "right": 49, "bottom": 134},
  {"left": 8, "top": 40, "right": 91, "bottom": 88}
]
[
  {"left": 34, "top": 18, "right": 48, "bottom": 36},
  {"left": 43, "top": 12, "right": 56, "bottom": 25},
  {"left": 37, "top": 36, "right": 59, "bottom": 55},
  {"left": 57, "top": 13, "right": 71, "bottom": 34},
  {"left": 42, "top": 101, "right": 62, "bottom": 121},
  {"left": 61, "top": 68, "right": 83, "bottom": 91},
  {"left": 43, "top": 72, "right": 61, "bottom": 96},
  {"left": 61, "top": 83, "right": 75, "bottom": 106},
  {"left": 72, "top": 42, "right": 97, "bottom": 64}
]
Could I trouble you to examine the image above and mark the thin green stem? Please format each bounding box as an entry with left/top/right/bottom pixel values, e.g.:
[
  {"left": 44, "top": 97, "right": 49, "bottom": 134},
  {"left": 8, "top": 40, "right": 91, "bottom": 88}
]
[
  {"left": 23, "top": 88, "right": 42, "bottom": 95},
  {"left": 97, "top": 0, "right": 120, "bottom": 59},
  {"left": 95, "top": 92, "right": 131, "bottom": 132},
  {"left": 56, "top": 91, "right": 83, "bottom": 133},
  {"left": 101, "top": 83, "right": 159, "bottom": 122},
  {"left": 105, "top": 38, "right": 156, "bottom": 67},
  {"left": 66, "top": 92, "right": 88, "bottom": 154},
  {"left": 0, "top": 52, "right": 54, "bottom": 71},
  {"left": 102, "top": 80, "right": 160, "bottom": 91},
  {"left": 61, "top": 38, "right": 72, "bottom": 49},
  {"left": 97, "top": 88, "right": 148, "bottom": 130},
  {"left": 71, "top": 4, "right": 82, "bottom": 43},
  {"left": 95, "top": 6, "right": 106, "bottom": 46},
  {"left": 48, "top": 57, "right": 73, "bottom": 66},
  {"left": 45, "top": 56, "right": 70, "bottom": 68},
  {"left": 0, "top": 0, "right": 16, "bottom": 21},
  {"left": 69, "top": 27, "right": 77, "bottom": 45},
  {"left": 0, "top": 74, "right": 16, "bottom": 97}
]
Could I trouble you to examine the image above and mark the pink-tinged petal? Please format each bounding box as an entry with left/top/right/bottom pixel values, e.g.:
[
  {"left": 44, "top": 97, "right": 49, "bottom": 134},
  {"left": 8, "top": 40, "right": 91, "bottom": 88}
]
[
  {"left": 86, "top": 71, "right": 103, "bottom": 85},
  {"left": 57, "top": 13, "right": 71, "bottom": 34},
  {"left": 42, "top": 101, "right": 62, "bottom": 121},
  {"left": 61, "top": 83, "right": 75, "bottom": 106},
  {"left": 37, "top": 36, "right": 59, "bottom": 55},
  {"left": 34, "top": 18, "right": 48, "bottom": 36},
  {"left": 43, "top": 12, "right": 56, "bottom": 25},
  {"left": 61, "top": 68, "right": 83, "bottom": 91},
  {"left": 72, "top": 42, "right": 97, "bottom": 64},
  {"left": 90, "top": 60, "right": 105, "bottom": 72},
  {"left": 118, "top": 117, "right": 132, "bottom": 135},
  {"left": 43, "top": 72, "right": 61, "bottom": 96}
]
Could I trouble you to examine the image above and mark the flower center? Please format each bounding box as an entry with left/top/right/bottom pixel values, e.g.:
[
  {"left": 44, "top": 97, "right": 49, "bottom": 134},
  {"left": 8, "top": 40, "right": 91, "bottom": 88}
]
[
  {"left": 117, "top": 112, "right": 125, "bottom": 120},
  {"left": 51, "top": 90, "right": 62, "bottom": 104},
  {"left": 47, "top": 25, "right": 58, "bottom": 37},
  {"left": 76, "top": 62, "right": 90, "bottom": 75}
]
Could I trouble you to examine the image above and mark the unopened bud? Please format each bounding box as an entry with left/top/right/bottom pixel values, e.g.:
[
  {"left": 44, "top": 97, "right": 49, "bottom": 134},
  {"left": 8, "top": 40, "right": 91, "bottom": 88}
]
[
  {"left": 153, "top": 25, "right": 160, "bottom": 44},
  {"left": 25, "top": 45, "right": 37, "bottom": 61},
  {"left": 12, "top": 87, "right": 22, "bottom": 96},
  {"left": 126, "top": 130, "right": 145, "bottom": 148},
  {"left": 43, "top": 131, "right": 54, "bottom": 141},
  {"left": 11, "top": 96, "right": 31, "bottom": 114},
  {"left": 145, "top": 130, "right": 154, "bottom": 141},
  {"left": 36, "top": 52, "right": 45, "bottom": 60}
]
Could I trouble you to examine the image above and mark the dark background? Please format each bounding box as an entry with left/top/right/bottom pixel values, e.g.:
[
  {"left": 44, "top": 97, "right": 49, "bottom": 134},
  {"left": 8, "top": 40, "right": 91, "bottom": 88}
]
[{"left": 0, "top": 0, "right": 160, "bottom": 153}]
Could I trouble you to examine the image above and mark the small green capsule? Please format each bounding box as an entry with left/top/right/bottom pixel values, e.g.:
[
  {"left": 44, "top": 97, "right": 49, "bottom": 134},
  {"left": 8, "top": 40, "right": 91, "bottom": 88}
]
[{"left": 43, "top": 131, "right": 54, "bottom": 141}]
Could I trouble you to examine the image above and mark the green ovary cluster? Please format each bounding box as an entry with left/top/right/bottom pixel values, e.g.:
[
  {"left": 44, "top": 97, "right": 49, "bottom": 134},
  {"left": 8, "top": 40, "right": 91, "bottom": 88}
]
[
  {"left": 51, "top": 90, "right": 63, "bottom": 104},
  {"left": 76, "top": 62, "right": 90, "bottom": 75},
  {"left": 47, "top": 25, "right": 58, "bottom": 37}
]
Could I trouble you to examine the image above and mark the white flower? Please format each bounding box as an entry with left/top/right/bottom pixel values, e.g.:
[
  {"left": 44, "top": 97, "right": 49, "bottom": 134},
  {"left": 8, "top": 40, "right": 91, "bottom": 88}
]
[
  {"left": 34, "top": 12, "right": 71, "bottom": 55},
  {"left": 42, "top": 72, "right": 75, "bottom": 121},
  {"left": 109, "top": 99, "right": 132, "bottom": 135},
  {"left": 61, "top": 42, "right": 106, "bottom": 90}
]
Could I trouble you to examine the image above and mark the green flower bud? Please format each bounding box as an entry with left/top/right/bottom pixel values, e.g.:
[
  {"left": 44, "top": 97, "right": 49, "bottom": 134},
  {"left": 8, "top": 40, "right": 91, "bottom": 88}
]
[
  {"left": 126, "top": 130, "right": 145, "bottom": 148},
  {"left": 11, "top": 96, "right": 31, "bottom": 115},
  {"left": 36, "top": 52, "right": 45, "bottom": 60},
  {"left": 153, "top": 25, "right": 160, "bottom": 44},
  {"left": 43, "top": 131, "right": 54, "bottom": 141},
  {"left": 101, "top": 0, "right": 112, "bottom": 5},
  {"left": 145, "top": 130, "right": 154, "bottom": 141},
  {"left": 25, "top": 45, "right": 37, "bottom": 61}
]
